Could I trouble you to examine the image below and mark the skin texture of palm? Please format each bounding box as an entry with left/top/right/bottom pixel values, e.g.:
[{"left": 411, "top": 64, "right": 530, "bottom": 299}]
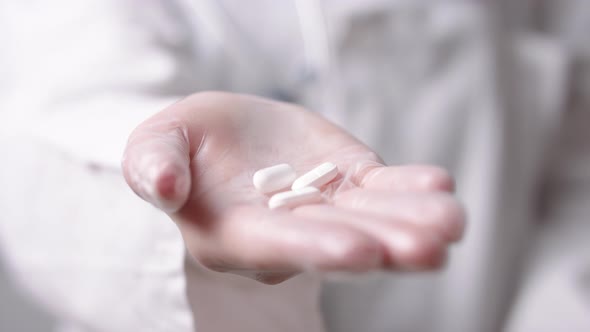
[{"left": 123, "top": 92, "right": 465, "bottom": 284}]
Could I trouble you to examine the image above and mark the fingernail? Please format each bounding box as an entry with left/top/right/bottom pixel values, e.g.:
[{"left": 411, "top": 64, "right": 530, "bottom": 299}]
[
  {"left": 153, "top": 162, "right": 191, "bottom": 212},
  {"left": 128, "top": 152, "right": 190, "bottom": 213}
]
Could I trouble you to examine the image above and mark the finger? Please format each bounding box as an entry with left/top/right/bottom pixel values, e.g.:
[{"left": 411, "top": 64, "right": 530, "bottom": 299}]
[
  {"left": 359, "top": 165, "right": 455, "bottom": 192},
  {"left": 179, "top": 205, "right": 384, "bottom": 273},
  {"left": 294, "top": 205, "right": 447, "bottom": 270},
  {"left": 122, "top": 118, "right": 193, "bottom": 212},
  {"left": 334, "top": 189, "right": 466, "bottom": 242}
]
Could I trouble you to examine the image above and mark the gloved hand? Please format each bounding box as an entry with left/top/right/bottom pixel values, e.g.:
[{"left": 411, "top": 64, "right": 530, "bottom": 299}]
[{"left": 122, "top": 92, "right": 465, "bottom": 284}]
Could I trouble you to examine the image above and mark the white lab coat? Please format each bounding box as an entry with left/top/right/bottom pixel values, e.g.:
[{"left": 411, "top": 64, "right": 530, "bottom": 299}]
[{"left": 1, "top": 1, "right": 589, "bottom": 331}]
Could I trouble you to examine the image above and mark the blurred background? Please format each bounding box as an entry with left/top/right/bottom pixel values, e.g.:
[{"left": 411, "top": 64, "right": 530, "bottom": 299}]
[
  {"left": 0, "top": 262, "right": 54, "bottom": 330},
  {"left": 1, "top": 0, "right": 589, "bottom": 331}
]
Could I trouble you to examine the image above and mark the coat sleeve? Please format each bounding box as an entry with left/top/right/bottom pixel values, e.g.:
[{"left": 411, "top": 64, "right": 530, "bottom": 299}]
[{"left": 0, "top": 1, "right": 201, "bottom": 330}]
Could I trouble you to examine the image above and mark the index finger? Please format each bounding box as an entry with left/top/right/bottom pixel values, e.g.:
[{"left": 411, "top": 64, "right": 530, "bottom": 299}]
[{"left": 359, "top": 165, "right": 455, "bottom": 192}]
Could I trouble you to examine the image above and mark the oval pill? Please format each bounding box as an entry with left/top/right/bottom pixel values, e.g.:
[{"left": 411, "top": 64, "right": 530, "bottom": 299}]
[
  {"left": 253, "top": 163, "right": 297, "bottom": 193},
  {"left": 291, "top": 162, "right": 338, "bottom": 190},
  {"left": 268, "top": 187, "right": 322, "bottom": 209}
]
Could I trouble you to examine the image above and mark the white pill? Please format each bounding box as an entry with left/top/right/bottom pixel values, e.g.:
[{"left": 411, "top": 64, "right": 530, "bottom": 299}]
[
  {"left": 291, "top": 162, "right": 339, "bottom": 190},
  {"left": 253, "top": 163, "right": 297, "bottom": 193},
  {"left": 268, "top": 187, "right": 322, "bottom": 209}
]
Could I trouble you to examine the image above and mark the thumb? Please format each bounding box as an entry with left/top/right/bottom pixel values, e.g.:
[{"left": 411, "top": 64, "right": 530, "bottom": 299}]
[{"left": 122, "top": 118, "right": 192, "bottom": 213}]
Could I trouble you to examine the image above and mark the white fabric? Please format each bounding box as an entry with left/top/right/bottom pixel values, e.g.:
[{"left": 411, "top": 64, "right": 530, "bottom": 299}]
[
  {"left": 1, "top": 0, "right": 589, "bottom": 331},
  {"left": 0, "top": 137, "right": 194, "bottom": 331}
]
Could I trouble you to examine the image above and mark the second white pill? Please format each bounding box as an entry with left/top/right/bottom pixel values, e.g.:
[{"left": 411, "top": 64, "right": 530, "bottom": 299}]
[
  {"left": 292, "top": 162, "right": 339, "bottom": 190},
  {"left": 252, "top": 163, "right": 297, "bottom": 193}
]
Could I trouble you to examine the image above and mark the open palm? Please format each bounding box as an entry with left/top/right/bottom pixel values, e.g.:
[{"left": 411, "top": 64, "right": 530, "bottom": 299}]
[{"left": 123, "top": 92, "right": 465, "bottom": 284}]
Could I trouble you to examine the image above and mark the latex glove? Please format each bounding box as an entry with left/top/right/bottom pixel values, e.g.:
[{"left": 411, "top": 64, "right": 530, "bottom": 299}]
[{"left": 122, "top": 92, "right": 465, "bottom": 284}]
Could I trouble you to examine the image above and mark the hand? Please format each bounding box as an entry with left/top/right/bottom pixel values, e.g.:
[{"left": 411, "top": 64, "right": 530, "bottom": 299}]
[{"left": 122, "top": 92, "right": 465, "bottom": 284}]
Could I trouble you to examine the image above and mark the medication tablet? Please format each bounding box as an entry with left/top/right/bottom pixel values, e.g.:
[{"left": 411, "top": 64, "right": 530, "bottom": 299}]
[
  {"left": 253, "top": 163, "right": 297, "bottom": 193},
  {"left": 291, "top": 162, "right": 338, "bottom": 190},
  {"left": 268, "top": 187, "right": 322, "bottom": 209}
]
